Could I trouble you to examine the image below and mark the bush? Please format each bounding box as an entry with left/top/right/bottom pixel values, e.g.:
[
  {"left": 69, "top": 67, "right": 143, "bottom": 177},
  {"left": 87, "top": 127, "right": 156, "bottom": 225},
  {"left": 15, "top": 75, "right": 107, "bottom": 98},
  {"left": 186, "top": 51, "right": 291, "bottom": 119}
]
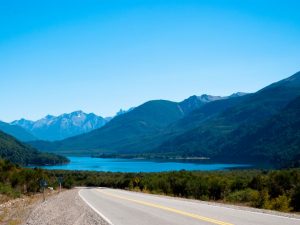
[
  {"left": 269, "top": 195, "right": 292, "bottom": 212},
  {"left": 186, "top": 177, "right": 209, "bottom": 200},
  {"left": 253, "top": 189, "right": 271, "bottom": 209},
  {"left": 0, "top": 183, "right": 20, "bottom": 198},
  {"left": 226, "top": 188, "right": 259, "bottom": 204},
  {"left": 208, "top": 177, "right": 229, "bottom": 200}
]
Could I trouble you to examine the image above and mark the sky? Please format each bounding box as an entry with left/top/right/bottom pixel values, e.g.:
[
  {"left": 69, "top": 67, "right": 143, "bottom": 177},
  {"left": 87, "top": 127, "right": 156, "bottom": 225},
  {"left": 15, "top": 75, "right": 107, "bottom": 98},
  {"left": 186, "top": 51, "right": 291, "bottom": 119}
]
[{"left": 1, "top": 0, "right": 300, "bottom": 122}]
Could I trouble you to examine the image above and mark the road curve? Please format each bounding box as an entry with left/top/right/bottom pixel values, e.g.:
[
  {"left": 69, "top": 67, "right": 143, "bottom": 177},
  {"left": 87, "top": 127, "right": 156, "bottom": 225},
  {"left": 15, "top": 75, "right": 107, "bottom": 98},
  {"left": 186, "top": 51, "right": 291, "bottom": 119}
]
[{"left": 79, "top": 188, "right": 300, "bottom": 225}]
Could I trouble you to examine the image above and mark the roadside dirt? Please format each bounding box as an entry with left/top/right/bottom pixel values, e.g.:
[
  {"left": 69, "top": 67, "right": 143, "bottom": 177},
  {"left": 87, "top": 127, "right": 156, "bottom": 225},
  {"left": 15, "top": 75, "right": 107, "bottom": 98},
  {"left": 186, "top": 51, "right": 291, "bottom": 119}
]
[
  {"left": 0, "top": 192, "right": 47, "bottom": 225},
  {"left": 0, "top": 189, "right": 108, "bottom": 225},
  {"left": 24, "top": 189, "right": 108, "bottom": 225}
]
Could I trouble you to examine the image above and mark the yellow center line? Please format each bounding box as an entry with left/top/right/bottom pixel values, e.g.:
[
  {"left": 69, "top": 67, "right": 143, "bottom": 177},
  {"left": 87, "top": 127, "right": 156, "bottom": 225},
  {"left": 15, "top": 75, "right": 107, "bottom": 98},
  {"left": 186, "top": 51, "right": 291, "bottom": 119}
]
[{"left": 97, "top": 189, "right": 234, "bottom": 225}]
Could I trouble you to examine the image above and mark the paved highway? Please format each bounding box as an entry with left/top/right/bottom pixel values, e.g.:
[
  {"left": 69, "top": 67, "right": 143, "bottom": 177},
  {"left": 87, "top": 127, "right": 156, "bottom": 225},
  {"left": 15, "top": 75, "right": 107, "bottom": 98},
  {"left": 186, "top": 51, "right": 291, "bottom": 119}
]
[{"left": 79, "top": 188, "right": 300, "bottom": 225}]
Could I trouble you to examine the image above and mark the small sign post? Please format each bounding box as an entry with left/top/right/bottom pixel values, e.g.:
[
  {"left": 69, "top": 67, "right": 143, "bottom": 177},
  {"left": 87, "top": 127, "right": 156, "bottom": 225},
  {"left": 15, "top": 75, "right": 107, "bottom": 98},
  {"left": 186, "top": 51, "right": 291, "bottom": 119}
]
[
  {"left": 39, "top": 179, "right": 48, "bottom": 202},
  {"left": 57, "top": 177, "right": 63, "bottom": 193}
]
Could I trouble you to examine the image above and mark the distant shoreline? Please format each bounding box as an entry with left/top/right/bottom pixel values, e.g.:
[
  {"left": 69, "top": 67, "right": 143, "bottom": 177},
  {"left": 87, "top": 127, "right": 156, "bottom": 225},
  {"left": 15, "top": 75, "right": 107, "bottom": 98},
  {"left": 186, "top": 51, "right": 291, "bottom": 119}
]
[{"left": 90, "top": 154, "right": 210, "bottom": 160}]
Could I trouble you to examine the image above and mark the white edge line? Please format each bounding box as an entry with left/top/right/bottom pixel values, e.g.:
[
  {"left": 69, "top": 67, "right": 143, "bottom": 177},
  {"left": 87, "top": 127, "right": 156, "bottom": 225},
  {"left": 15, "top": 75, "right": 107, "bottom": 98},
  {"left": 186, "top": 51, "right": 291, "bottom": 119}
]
[
  {"left": 79, "top": 189, "right": 114, "bottom": 225},
  {"left": 206, "top": 201, "right": 300, "bottom": 221}
]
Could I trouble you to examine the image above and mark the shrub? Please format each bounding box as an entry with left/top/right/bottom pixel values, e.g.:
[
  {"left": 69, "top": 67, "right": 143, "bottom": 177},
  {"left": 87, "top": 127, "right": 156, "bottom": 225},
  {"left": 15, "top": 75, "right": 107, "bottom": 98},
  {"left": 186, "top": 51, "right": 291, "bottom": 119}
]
[
  {"left": 0, "top": 183, "right": 20, "bottom": 198},
  {"left": 253, "top": 189, "right": 271, "bottom": 209},
  {"left": 226, "top": 188, "right": 259, "bottom": 204},
  {"left": 269, "top": 195, "right": 292, "bottom": 212}
]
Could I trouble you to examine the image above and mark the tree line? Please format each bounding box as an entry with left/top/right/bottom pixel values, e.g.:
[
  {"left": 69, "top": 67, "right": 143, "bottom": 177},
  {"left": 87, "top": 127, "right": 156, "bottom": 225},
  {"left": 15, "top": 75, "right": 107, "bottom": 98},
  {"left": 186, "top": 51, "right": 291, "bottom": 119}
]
[{"left": 1, "top": 159, "right": 299, "bottom": 212}]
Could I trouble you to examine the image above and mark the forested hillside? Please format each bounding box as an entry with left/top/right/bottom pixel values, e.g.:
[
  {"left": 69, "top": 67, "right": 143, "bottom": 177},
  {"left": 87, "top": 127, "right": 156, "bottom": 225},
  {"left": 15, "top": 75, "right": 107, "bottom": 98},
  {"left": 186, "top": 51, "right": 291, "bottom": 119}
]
[
  {"left": 153, "top": 71, "right": 300, "bottom": 166},
  {"left": 0, "top": 130, "right": 68, "bottom": 166},
  {"left": 221, "top": 96, "right": 300, "bottom": 167}
]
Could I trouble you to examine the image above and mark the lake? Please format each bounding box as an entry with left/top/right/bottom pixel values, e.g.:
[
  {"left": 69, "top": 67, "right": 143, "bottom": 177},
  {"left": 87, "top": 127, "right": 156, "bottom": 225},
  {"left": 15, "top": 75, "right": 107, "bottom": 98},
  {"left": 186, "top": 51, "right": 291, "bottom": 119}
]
[{"left": 36, "top": 156, "right": 251, "bottom": 172}]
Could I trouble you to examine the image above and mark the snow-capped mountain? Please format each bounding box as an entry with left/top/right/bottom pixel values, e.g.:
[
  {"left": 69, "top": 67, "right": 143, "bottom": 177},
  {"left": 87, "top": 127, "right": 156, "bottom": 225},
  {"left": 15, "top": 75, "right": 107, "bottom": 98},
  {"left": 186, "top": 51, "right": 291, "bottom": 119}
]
[{"left": 11, "top": 111, "right": 108, "bottom": 141}]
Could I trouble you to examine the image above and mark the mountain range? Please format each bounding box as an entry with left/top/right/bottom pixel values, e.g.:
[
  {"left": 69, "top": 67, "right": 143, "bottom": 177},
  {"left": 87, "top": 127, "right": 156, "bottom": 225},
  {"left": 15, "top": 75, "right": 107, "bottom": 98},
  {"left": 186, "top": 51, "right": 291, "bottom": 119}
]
[
  {"left": 28, "top": 92, "right": 248, "bottom": 155},
  {"left": 27, "top": 71, "right": 300, "bottom": 167},
  {"left": 10, "top": 111, "right": 108, "bottom": 141},
  {"left": 2, "top": 71, "right": 299, "bottom": 168}
]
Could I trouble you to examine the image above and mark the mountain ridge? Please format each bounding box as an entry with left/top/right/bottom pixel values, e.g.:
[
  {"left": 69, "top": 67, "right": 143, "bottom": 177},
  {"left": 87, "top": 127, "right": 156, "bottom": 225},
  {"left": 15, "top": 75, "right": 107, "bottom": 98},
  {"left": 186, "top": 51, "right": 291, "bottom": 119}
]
[
  {"left": 151, "top": 71, "right": 300, "bottom": 165},
  {"left": 28, "top": 92, "right": 249, "bottom": 154},
  {"left": 0, "top": 121, "right": 37, "bottom": 142}
]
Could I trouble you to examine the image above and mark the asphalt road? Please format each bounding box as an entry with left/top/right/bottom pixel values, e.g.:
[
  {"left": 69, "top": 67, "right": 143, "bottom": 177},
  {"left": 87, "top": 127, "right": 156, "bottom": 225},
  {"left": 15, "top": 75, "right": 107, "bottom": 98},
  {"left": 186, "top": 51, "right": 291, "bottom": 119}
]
[{"left": 79, "top": 188, "right": 300, "bottom": 225}]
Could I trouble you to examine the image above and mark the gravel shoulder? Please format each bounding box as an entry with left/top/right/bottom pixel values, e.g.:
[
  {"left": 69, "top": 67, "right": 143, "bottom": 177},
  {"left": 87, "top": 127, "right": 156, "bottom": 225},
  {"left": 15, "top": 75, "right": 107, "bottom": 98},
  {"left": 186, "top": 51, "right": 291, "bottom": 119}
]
[{"left": 24, "top": 189, "right": 108, "bottom": 225}]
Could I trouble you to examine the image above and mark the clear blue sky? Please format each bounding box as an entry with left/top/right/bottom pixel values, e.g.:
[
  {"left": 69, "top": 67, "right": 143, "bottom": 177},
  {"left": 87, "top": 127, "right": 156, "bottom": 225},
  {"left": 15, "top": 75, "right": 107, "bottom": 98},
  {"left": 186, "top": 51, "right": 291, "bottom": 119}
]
[{"left": 1, "top": 0, "right": 300, "bottom": 122}]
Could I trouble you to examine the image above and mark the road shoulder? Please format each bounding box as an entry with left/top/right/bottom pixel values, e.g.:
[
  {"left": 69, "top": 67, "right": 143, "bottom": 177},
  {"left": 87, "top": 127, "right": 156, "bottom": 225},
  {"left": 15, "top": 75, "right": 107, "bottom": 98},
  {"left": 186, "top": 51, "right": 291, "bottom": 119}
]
[{"left": 24, "top": 189, "right": 108, "bottom": 225}]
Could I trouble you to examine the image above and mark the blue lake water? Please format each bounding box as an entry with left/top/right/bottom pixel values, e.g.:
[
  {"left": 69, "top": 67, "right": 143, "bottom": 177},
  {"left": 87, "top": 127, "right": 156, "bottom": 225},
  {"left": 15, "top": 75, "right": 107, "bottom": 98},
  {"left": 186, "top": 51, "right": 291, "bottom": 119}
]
[{"left": 36, "top": 156, "right": 251, "bottom": 172}]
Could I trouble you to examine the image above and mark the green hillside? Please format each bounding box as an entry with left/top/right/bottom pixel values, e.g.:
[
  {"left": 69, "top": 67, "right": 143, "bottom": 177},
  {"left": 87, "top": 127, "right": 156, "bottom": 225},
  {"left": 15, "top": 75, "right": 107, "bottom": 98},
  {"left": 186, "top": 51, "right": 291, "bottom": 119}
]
[
  {"left": 116, "top": 96, "right": 247, "bottom": 155},
  {"left": 0, "top": 130, "right": 68, "bottom": 165},
  {"left": 164, "top": 95, "right": 246, "bottom": 135},
  {"left": 154, "top": 72, "right": 300, "bottom": 165},
  {"left": 221, "top": 96, "right": 300, "bottom": 167}
]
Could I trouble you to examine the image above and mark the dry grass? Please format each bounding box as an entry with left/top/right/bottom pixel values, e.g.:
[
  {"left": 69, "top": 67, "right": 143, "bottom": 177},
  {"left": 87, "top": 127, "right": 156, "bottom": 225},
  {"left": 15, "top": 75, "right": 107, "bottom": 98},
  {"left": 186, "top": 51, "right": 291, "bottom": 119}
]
[
  {"left": 8, "top": 219, "right": 21, "bottom": 225},
  {"left": 0, "top": 190, "right": 59, "bottom": 225}
]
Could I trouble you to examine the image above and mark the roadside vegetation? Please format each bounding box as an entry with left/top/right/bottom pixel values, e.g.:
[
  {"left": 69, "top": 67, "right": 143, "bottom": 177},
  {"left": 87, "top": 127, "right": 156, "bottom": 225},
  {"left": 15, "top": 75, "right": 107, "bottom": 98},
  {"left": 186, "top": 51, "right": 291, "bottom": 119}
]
[{"left": 1, "top": 159, "right": 299, "bottom": 213}]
